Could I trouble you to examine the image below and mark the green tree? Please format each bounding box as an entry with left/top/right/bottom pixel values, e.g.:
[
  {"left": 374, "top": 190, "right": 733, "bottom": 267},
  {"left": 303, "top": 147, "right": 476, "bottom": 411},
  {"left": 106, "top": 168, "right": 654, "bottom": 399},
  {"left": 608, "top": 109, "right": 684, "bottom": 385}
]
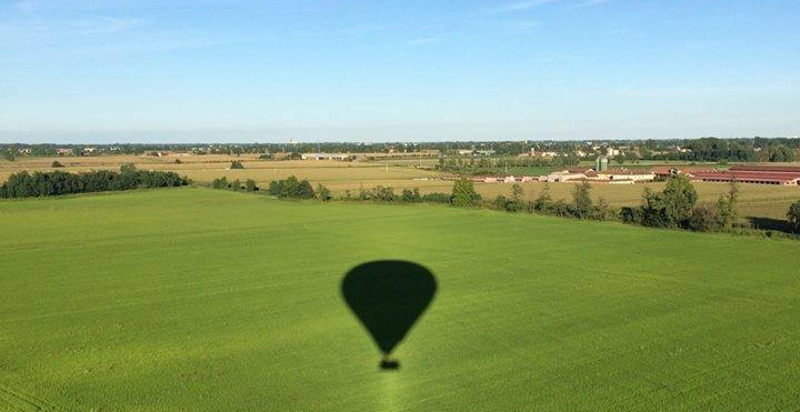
[
  {"left": 716, "top": 180, "right": 739, "bottom": 230},
  {"left": 533, "top": 183, "right": 553, "bottom": 213},
  {"left": 787, "top": 200, "right": 800, "bottom": 232},
  {"left": 659, "top": 174, "right": 698, "bottom": 228},
  {"left": 451, "top": 179, "right": 481, "bottom": 207},
  {"left": 571, "top": 181, "right": 594, "bottom": 219},
  {"left": 768, "top": 145, "right": 796, "bottom": 162},
  {"left": 594, "top": 197, "right": 614, "bottom": 221},
  {"left": 268, "top": 175, "right": 315, "bottom": 199}
]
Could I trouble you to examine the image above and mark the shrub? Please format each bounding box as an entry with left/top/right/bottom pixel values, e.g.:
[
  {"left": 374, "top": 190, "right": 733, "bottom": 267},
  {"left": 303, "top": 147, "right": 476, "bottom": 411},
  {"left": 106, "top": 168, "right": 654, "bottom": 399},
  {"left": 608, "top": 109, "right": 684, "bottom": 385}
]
[
  {"left": 370, "top": 186, "right": 396, "bottom": 202},
  {"left": 401, "top": 188, "right": 422, "bottom": 203},
  {"left": 689, "top": 204, "right": 720, "bottom": 232},
  {"left": 493, "top": 195, "right": 512, "bottom": 211},
  {"left": 316, "top": 184, "right": 332, "bottom": 201},
  {"left": 420, "top": 192, "right": 451, "bottom": 204},
  {"left": 245, "top": 179, "right": 259, "bottom": 192},
  {"left": 230, "top": 161, "right": 245, "bottom": 170},
  {"left": 212, "top": 177, "right": 229, "bottom": 190},
  {"left": 619, "top": 206, "right": 642, "bottom": 225},
  {"left": 594, "top": 198, "right": 615, "bottom": 221},
  {"left": 51, "top": 161, "right": 64, "bottom": 168}
]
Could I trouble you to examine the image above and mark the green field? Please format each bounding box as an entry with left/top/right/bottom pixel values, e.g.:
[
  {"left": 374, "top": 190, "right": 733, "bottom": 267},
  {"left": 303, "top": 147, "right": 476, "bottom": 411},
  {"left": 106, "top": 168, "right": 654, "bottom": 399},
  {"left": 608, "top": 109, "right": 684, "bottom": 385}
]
[{"left": 2, "top": 188, "right": 800, "bottom": 411}]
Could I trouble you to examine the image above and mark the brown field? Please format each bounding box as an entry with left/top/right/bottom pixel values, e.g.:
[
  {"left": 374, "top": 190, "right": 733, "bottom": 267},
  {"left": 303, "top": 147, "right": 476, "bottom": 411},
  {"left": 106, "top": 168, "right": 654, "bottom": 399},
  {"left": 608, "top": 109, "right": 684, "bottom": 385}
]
[{"left": 2, "top": 155, "right": 798, "bottom": 221}]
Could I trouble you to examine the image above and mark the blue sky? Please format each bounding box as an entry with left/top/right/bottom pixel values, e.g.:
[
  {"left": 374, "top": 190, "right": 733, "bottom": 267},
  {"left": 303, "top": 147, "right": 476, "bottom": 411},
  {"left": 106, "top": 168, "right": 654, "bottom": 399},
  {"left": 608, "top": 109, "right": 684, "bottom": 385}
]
[{"left": 1, "top": 0, "right": 799, "bottom": 143}]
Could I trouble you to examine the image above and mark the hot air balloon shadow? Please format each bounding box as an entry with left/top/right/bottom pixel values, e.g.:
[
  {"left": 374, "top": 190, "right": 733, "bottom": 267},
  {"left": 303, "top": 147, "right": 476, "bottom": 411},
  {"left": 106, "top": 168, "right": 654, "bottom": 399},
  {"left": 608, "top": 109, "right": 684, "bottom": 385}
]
[{"left": 341, "top": 260, "right": 437, "bottom": 371}]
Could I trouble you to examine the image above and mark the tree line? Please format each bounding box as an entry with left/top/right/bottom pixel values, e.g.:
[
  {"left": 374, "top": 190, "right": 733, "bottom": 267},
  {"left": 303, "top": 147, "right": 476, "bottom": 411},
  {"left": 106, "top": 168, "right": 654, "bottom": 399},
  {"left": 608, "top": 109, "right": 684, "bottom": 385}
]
[
  {"left": 0, "top": 165, "right": 188, "bottom": 199},
  {"left": 209, "top": 174, "right": 800, "bottom": 237},
  {"left": 3, "top": 137, "right": 798, "bottom": 159}
]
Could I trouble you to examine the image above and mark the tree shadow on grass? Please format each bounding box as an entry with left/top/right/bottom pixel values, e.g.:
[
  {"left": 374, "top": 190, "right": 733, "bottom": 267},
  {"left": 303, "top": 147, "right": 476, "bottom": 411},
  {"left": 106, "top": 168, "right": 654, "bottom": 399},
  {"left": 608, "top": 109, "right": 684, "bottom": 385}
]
[
  {"left": 747, "top": 217, "right": 795, "bottom": 233},
  {"left": 341, "top": 261, "right": 437, "bottom": 371}
]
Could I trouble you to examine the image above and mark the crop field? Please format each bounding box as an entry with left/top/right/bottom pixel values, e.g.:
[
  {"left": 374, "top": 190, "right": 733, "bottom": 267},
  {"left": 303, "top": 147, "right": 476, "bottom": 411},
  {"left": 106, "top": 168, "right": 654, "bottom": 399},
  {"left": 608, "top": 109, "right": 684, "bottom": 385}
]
[
  {"left": 467, "top": 181, "right": 800, "bottom": 222},
  {"left": 2, "top": 188, "right": 799, "bottom": 411}
]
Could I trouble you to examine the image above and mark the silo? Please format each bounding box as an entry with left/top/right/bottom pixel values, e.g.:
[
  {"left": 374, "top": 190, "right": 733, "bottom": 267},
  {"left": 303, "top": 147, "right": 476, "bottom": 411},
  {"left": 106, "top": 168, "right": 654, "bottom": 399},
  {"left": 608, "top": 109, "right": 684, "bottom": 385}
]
[
  {"left": 600, "top": 157, "right": 609, "bottom": 171},
  {"left": 595, "top": 157, "right": 601, "bottom": 171}
]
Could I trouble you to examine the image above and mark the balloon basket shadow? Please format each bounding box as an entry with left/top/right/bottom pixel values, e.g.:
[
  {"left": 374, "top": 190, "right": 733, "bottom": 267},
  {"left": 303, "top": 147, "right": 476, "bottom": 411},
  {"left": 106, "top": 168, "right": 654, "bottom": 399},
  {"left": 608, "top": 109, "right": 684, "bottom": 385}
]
[{"left": 380, "top": 358, "right": 400, "bottom": 371}]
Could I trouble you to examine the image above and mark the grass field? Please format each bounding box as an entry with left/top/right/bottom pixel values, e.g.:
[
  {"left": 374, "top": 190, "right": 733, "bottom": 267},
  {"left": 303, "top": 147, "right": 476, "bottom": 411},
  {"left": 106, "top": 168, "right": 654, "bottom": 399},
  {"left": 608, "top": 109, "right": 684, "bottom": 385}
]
[{"left": 2, "top": 188, "right": 800, "bottom": 411}]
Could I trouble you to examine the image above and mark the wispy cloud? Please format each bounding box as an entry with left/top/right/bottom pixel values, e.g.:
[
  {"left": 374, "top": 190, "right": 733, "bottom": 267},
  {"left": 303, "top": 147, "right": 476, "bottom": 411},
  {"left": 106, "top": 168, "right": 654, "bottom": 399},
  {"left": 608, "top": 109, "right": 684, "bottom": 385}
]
[
  {"left": 494, "top": 0, "right": 560, "bottom": 13},
  {"left": 66, "top": 16, "right": 142, "bottom": 34},
  {"left": 568, "top": 0, "right": 611, "bottom": 9},
  {"left": 491, "top": 0, "right": 610, "bottom": 13},
  {"left": 408, "top": 37, "right": 445, "bottom": 46},
  {"left": 0, "top": 15, "right": 143, "bottom": 48}
]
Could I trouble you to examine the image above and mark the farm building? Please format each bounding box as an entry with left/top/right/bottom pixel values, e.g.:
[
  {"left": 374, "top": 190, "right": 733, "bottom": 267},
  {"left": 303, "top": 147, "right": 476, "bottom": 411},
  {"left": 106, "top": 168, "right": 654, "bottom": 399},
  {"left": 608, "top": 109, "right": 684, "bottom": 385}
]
[
  {"left": 547, "top": 170, "right": 588, "bottom": 182},
  {"left": 689, "top": 165, "right": 800, "bottom": 186},
  {"left": 596, "top": 169, "right": 656, "bottom": 183},
  {"left": 651, "top": 166, "right": 718, "bottom": 179},
  {"left": 652, "top": 165, "right": 800, "bottom": 186},
  {"left": 546, "top": 168, "right": 654, "bottom": 183},
  {"left": 300, "top": 153, "right": 354, "bottom": 161}
]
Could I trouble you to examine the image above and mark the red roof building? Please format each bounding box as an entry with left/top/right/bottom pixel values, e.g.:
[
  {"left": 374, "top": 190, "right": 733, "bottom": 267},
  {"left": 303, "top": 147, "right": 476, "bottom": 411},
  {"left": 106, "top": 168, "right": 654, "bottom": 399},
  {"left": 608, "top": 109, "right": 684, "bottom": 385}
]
[{"left": 690, "top": 169, "right": 800, "bottom": 186}]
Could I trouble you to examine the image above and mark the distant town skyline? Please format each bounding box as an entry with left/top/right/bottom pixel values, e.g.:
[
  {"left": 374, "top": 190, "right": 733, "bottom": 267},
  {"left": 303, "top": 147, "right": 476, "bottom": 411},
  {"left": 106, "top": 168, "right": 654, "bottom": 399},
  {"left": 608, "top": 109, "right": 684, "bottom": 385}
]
[{"left": 2, "top": 0, "right": 799, "bottom": 143}]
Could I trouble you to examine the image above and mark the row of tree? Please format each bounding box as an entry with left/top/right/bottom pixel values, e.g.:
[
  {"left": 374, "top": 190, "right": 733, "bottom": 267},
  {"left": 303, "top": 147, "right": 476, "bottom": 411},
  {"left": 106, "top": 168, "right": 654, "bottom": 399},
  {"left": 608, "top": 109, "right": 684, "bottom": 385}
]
[
  {"left": 212, "top": 174, "right": 800, "bottom": 236},
  {"left": 490, "top": 182, "right": 613, "bottom": 220},
  {"left": 0, "top": 165, "right": 188, "bottom": 198},
  {"left": 343, "top": 186, "right": 454, "bottom": 204}
]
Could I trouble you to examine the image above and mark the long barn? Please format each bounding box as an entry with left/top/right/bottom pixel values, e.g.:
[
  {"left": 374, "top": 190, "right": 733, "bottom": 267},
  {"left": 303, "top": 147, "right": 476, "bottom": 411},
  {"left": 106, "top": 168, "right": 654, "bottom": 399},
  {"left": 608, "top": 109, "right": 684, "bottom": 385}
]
[{"left": 689, "top": 165, "right": 800, "bottom": 186}]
